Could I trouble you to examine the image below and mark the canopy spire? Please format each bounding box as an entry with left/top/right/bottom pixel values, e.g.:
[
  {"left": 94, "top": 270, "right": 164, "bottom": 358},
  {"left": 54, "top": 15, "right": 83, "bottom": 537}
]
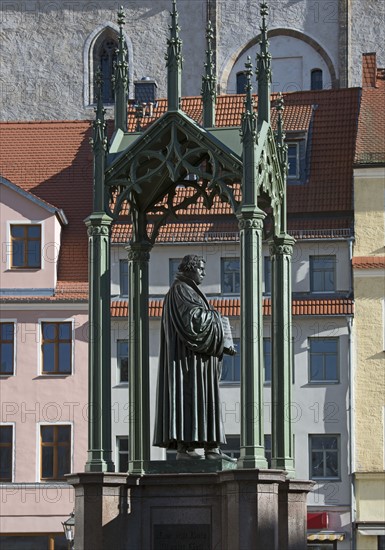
[
  {"left": 256, "top": 2, "right": 271, "bottom": 128},
  {"left": 92, "top": 69, "right": 107, "bottom": 212},
  {"left": 240, "top": 56, "right": 258, "bottom": 205},
  {"left": 113, "top": 6, "right": 128, "bottom": 132},
  {"left": 201, "top": 20, "right": 216, "bottom": 127},
  {"left": 166, "top": 0, "right": 183, "bottom": 111},
  {"left": 275, "top": 92, "right": 288, "bottom": 233}
]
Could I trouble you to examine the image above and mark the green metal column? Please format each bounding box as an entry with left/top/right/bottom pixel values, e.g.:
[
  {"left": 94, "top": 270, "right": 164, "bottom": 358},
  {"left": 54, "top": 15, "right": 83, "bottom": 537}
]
[
  {"left": 237, "top": 58, "right": 267, "bottom": 469},
  {"left": 127, "top": 210, "right": 152, "bottom": 474},
  {"left": 84, "top": 213, "right": 114, "bottom": 472},
  {"left": 84, "top": 68, "right": 114, "bottom": 473},
  {"left": 270, "top": 234, "right": 295, "bottom": 477},
  {"left": 166, "top": 0, "right": 182, "bottom": 111}
]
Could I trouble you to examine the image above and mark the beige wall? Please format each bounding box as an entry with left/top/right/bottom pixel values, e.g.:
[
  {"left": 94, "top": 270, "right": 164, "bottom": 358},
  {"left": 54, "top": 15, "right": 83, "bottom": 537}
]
[{"left": 353, "top": 168, "right": 385, "bottom": 256}]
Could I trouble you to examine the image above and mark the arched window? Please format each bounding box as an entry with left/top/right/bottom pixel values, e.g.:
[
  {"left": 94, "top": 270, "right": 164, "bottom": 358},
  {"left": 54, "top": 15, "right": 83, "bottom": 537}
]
[
  {"left": 93, "top": 30, "right": 118, "bottom": 103},
  {"left": 236, "top": 72, "right": 248, "bottom": 94},
  {"left": 311, "top": 69, "right": 323, "bottom": 90}
]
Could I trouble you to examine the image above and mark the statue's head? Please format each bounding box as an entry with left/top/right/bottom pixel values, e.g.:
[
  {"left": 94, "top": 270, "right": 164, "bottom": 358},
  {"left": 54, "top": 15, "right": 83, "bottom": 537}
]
[{"left": 178, "top": 255, "right": 206, "bottom": 285}]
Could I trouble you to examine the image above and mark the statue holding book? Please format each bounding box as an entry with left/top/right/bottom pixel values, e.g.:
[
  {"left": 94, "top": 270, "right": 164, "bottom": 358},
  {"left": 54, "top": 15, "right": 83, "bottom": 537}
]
[{"left": 153, "top": 255, "right": 236, "bottom": 461}]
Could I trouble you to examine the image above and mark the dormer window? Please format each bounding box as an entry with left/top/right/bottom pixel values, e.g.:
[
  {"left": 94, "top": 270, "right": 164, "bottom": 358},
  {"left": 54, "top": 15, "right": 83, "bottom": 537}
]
[
  {"left": 287, "top": 143, "right": 300, "bottom": 179},
  {"left": 10, "top": 224, "right": 41, "bottom": 269}
]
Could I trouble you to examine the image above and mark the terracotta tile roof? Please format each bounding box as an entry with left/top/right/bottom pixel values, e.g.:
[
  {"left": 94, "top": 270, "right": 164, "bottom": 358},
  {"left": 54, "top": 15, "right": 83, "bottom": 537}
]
[
  {"left": 111, "top": 298, "right": 353, "bottom": 318},
  {"left": 128, "top": 96, "right": 313, "bottom": 132},
  {"left": 355, "top": 59, "right": 385, "bottom": 165},
  {"left": 352, "top": 256, "right": 385, "bottom": 269},
  {"left": 0, "top": 121, "right": 93, "bottom": 286},
  {"left": 362, "top": 53, "right": 377, "bottom": 88},
  {"left": 0, "top": 282, "right": 88, "bottom": 303}
]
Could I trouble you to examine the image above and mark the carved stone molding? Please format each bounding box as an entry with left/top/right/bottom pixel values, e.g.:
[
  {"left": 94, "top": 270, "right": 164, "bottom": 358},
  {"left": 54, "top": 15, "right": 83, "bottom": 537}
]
[
  {"left": 87, "top": 225, "right": 110, "bottom": 237},
  {"left": 238, "top": 217, "right": 264, "bottom": 231}
]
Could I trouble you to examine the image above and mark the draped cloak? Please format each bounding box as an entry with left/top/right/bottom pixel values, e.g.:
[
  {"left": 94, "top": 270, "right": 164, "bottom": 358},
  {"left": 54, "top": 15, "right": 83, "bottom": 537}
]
[{"left": 153, "top": 273, "right": 226, "bottom": 449}]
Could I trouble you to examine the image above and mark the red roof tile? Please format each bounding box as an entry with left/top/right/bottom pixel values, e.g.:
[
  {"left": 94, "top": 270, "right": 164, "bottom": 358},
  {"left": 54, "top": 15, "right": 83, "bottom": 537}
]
[
  {"left": 353, "top": 256, "right": 385, "bottom": 269},
  {"left": 362, "top": 53, "right": 377, "bottom": 88},
  {"left": 355, "top": 59, "right": 385, "bottom": 164},
  {"left": 111, "top": 298, "right": 353, "bottom": 318}
]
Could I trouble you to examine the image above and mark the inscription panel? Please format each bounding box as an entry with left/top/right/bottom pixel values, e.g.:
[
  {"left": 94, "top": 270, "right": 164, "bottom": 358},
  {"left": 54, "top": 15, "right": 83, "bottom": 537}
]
[{"left": 153, "top": 524, "right": 211, "bottom": 550}]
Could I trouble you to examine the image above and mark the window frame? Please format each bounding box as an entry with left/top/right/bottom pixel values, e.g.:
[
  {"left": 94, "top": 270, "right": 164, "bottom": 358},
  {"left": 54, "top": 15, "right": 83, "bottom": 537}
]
[
  {"left": 9, "top": 223, "right": 42, "bottom": 270},
  {"left": 0, "top": 423, "right": 14, "bottom": 482},
  {"left": 308, "top": 337, "right": 339, "bottom": 384},
  {"left": 310, "top": 68, "right": 323, "bottom": 90},
  {"left": 263, "top": 337, "right": 272, "bottom": 384},
  {"left": 169, "top": 258, "right": 182, "bottom": 286},
  {"left": 39, "top": 423, "right": 72, "bottom": 482},
  {"left": 119, "top": 259, "right": 129, "bottom": 297},
  {"left": 116, "top": 436, "right": 129, "bottom": 472},
  {"left": 287, "top": 142, "right": 300, "bottom": 180},
  {"left": 0, "top": 321, "right": 16, "bottom": 376},
  {"left": 310, "top": 255, "right": 336, "bottom": 293},
  {"left": 39, "top": 320, "right": 74, "bottom": 376},
  {"left": 309, "top": 434, "right": 340, "bottom": 481},
  {"left": 221, "top": 257, "right": 240, "bottom": 295},
  {"left": 264, "top": 256, "right": 271, "bottom": 295},
  {"left": 117, "top": 339, "right": 129, "bottom": 384},
  {"left": 236, "top": 71, "right": 248, "bottom": 94},
  {"left": 221, "top": 337, "right": 240, "bottom": 384}
]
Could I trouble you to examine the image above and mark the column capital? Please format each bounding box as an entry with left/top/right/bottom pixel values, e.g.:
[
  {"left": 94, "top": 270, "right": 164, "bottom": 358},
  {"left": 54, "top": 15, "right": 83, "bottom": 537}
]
[
  {"left": 237, "top": 206, "right": 266, "bottom": 230},
  {"left": 84, "top": 212, "right": 113, "bottom": 227},
  {"left": 126, "top": 240, "right": 153, "bottom": 262},
  {"left": 269, "top": 233, "right": 295, "bottom": 257}
]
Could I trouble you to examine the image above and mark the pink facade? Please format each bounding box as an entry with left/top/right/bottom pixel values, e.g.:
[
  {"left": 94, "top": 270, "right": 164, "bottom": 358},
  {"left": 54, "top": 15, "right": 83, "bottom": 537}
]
[{"left": 0, "top": 179, "right": 88, "bottom": 539}]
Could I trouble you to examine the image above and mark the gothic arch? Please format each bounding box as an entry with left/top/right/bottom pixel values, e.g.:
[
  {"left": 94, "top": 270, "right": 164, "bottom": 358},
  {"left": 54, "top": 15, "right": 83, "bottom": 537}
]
[
  {"left": 83, "top": 23, "right": 134, "bottom": 106},
  {"left": 219, "top": 29, "right": 337, "bottom": 93}
]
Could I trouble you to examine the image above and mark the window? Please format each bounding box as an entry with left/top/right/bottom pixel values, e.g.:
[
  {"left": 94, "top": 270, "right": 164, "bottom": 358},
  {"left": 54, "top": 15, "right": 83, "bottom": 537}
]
[
  {"left": 221, "top": 258, "right": 240, "bottom": 294},
  {"left": 264, "top": 256, "right": 271, "bottom": 294},
  {"left": 310, "top": 256, "right": 336, "bottom": 292},
  {"left": 311, "top": 69, "right": 323, "bottom": 90},
  {"left": 41, "top": 322, "right": 72, "bottom": 374},
  {"left": 236, "top": 72, "right": 247, "bottom": 94},
  {"left": 117, "top": 340, "right": 128, "bottom": 383},
  {"left": 117, "top": 436, "right": 129, "bottom": 472},
  {"left": 0, "top": 323, "right": 14, "bottom": 375},
  {"left": 287, "top": 143, "right": 299, "bottom": 179},
  {"left": 264, "top": 434, "right": 272, "bottom": 468},
  {"left": 40, "top": 425, "right": 71, "bottom": 481},
  {"left": 221, "top": 338, "right": 240, "bottom": 383},
  {"left": 10, "top": 224, "right": 41, "bottom": 268},
  {"left": 309, "top": 338, "right": 339, "bottom": 383},
  {"left": 0, "top": 425, "right": 13, "bottom": 481},
  {"left": 93, "top": 32, "right": 118, "bottom": 103},
  {"left": 264, "top": 338, "right": 272, "bottom": 383},
  {"left": 378, "top": 536, "right": 385, "bottom": 550},
  {"left": 169, "top": 258, "right": 182, "bottom": 285},
  {"left": 221, "top": 435, "right": 240, "bottom": 459},
  {"left": 120, "top": 260, "right": 128, "bottom": 296},
  {"left": 309, "top": 435, "right": 339, "bottom": 480}
]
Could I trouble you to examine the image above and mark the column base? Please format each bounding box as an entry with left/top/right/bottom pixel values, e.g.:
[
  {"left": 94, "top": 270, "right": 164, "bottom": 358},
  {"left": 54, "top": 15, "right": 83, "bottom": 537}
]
[
  {"left": 272, "top": 458, "right": 295, "bottom": 479},
  {"left": 238, "top": 446, "right": 268, "bottom": 469}
]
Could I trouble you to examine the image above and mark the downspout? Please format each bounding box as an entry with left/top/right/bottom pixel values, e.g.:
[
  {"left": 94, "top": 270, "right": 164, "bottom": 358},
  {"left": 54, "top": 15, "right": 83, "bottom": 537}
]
[{"left": 347, "top": 235, "right": 356, "bottom": 549}]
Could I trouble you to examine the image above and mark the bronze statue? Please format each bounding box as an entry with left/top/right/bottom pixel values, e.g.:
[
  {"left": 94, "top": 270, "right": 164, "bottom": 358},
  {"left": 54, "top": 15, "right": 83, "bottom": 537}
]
[{"left": 153, "top": 255, "right": 236, "bottom": 461}]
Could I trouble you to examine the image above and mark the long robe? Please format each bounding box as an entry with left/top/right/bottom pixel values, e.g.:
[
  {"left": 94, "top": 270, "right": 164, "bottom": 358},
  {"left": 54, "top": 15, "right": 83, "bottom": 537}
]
[{"left": 153, "top": 273, "right": 226, "bottom": 449}]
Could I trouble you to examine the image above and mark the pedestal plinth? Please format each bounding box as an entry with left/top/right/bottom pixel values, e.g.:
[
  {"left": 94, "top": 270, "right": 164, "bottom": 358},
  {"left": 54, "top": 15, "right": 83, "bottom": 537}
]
[{"left": 67, "top": 468, "right": 313, "bottom": 550}]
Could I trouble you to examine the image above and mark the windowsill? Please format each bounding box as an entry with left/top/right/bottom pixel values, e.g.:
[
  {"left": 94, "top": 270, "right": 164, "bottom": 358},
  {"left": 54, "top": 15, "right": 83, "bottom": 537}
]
[
  {"left": 220, "top": 381, "right": 240, "bottom": 387},
  {"left": 6, "top": 267, "right": 41, "bottom": 272},
  {"left": 0, "top": 373, "right": 14, "bottom": 378},
  {"left": 311, "top": 477, "right": 340, "bottom": 482},
  {"left": 113, "top": 382, "right": 128, "bottom": 388},
  {"left": 35, "top": 374, "right": 72, "bottom": 379},
  {"left": 307, "top": 381, "right": 340, "bottom": 385}
]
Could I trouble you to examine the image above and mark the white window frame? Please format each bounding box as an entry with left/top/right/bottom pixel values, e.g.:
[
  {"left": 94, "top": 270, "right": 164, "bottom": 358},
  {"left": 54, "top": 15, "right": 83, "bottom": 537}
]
[
  {"left": 309, "top": 434, "right": 340, "bottom": 481},
  {"left": 287, "top": 142, "right": 300, "bottom": 180},
  {"left": 0, "top": 319, "right": 17, "bottom": 377},
  {"left": 117, "top": 339, "right": 129, "bottom": 385},
  {"left": 116, "top": 435, "right": 129, "bottom": 472},
  {"left": 309, "top": 255, "right": 336, "bottom": 293},
  {"left": 0, "top": 422, "right": 15, "bottom": 482},
  {"left": 37, "top": 318, "right": 75, "bottom": 376}
]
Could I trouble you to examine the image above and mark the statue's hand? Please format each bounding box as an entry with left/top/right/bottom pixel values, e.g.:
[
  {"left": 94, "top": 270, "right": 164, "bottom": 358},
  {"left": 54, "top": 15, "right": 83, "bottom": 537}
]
[{"left": 224, "top": 346, "right": 237, "bottom": 356}]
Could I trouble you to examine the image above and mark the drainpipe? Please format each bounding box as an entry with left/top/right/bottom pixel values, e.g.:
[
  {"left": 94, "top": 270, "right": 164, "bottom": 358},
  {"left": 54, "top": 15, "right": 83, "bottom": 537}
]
[{"left": 347, "top": 232, "right": 356, "bottom": 549}]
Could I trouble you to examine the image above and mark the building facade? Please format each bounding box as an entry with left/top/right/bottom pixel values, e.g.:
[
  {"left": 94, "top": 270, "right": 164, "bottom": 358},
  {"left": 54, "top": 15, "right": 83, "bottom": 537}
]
[{"left": 352, "top": 54, "right": 385, "bottom": 550}]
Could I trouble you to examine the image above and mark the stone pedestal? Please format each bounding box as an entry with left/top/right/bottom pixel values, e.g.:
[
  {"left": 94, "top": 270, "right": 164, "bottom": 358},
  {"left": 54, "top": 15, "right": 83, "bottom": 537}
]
[{"left": 67, "top": 469, "right": 314, "bottom": 550}]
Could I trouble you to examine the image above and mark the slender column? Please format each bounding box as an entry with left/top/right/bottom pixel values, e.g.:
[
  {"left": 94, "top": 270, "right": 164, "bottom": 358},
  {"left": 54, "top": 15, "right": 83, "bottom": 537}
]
[
  {"left": 237, "top": 210, "right": 268, "bottom": 469},
  {"left": 166, "top": 0, "right": 182, "bottom": 111},
  {"left": 270, "top": 234, "right": 295, "bottom": 477},
  {"left": 84, "top": 213, "right": 114, "bottom": 472},
  {"left": 256, "top": 2, "right": 271, "bottom": 129},
  {"left": 201, "top": 20, "right": 216, "bottom": 127},
  {"left": 114, "top": 7, "right": 128, "bottom": 132},
  {"left": 127, "top": 231, "right": 152, "bottom": 474}
]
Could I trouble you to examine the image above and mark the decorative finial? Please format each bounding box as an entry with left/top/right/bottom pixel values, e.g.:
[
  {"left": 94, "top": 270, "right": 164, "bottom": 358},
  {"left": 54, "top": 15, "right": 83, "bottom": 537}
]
[
  {"left": 113, "top": 6, "right": 128, "bottom": 131},
  {"left": 240, "top": 57, "right": 257, "bottom": 145},
  {"left": 166, "top": 0, "right": 183, "bottom": 110},
  {"left": 91, "top": 68, "right": 108, "bottom": 211},
  {"left": 275, "top": 92, "right": 288, "bottom": 178},
  {"left": 201, "top": 20, "right": 216, "bottom": 127},
  {"left": 256, "top": 1, "right": 271, "bottom": 127}
]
